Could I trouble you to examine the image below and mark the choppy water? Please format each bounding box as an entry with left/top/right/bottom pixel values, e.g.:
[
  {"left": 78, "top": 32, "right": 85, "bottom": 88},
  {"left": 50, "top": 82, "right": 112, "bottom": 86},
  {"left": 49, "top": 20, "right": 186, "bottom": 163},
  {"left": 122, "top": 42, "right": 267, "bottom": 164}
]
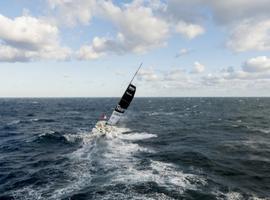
[{"left": 0, "top": 98, "right": 270, "bottom": 200}]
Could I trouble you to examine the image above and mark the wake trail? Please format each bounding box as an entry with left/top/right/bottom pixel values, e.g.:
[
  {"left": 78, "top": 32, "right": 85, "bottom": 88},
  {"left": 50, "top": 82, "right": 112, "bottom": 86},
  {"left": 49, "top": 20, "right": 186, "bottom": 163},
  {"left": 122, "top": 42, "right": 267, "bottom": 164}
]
[{"left": 12, "top": 125, "right": 206, "bottom": 200}]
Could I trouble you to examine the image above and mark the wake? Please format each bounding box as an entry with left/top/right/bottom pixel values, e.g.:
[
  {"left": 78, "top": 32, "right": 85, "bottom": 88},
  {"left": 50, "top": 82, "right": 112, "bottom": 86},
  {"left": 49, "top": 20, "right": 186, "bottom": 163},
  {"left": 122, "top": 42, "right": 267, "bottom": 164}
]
[{"left": 12, "top": 125, "right": 206, "bottom": 200}]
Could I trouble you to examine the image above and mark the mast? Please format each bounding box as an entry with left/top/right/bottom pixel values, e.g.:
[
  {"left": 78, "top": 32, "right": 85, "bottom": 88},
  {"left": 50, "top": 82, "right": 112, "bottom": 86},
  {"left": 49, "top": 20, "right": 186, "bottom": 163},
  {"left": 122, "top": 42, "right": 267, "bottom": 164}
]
[
  {"left": 130, "top": 62, "right": 143, "bottom": 84},
  {"left": 107, "top": 63, "right": 143, "bottom": 125}
]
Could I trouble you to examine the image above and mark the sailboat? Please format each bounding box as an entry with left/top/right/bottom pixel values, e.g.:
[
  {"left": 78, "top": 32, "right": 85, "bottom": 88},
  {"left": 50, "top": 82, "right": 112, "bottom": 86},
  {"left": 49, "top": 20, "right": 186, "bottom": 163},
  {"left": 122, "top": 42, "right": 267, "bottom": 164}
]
[{"left": 94, "top": 63, "right": 142, "bottom": 134}]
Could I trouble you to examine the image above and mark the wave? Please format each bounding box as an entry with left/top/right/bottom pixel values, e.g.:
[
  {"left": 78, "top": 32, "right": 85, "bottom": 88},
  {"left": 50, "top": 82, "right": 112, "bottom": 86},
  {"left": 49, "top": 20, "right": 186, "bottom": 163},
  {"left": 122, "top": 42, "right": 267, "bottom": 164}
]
[
  {"left": 118, "top": 132, "right": 157, "bottom": 141},
  {"left": 55, "top": 126, "right": 205, "bottom": 199},
  {"left": 213, "top": 190, "right": 267, "bottom": 200},
  {"left": 250, "top": 127, "right": 270, "bottom": 134},
  {"left": 7, "top": 120, "right": 21, "bottom": 125},
  {"left": 12, "top": 186, "right": 43, "bottom": 200},
  {"left": 9, "top": 122, "right": 268, "bottom": 200},
  {"left": 22, "top": 124, "right": 195, "bottom": 199},
  {"left": 34, "top": 118, "right": 56, "bottom": 123},
  {"left": 35, "top": 131, "right": 72, "bottom": 145},
  {"left": 6, "top": 118, "right": 56, "bottom": 126},
  {"left": 149, "top": 112, "right": 175, "bottom": 116},
  {"left": 29, "top": 118, "right": 39, "bottom": 122}
]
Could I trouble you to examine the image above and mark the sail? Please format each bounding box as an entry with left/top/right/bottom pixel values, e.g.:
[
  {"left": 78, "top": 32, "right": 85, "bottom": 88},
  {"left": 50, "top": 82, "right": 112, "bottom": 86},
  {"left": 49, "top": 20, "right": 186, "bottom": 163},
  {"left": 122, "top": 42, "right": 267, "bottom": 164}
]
[{"left": 107, "top": 84, "right": 136, "bottom": 125}]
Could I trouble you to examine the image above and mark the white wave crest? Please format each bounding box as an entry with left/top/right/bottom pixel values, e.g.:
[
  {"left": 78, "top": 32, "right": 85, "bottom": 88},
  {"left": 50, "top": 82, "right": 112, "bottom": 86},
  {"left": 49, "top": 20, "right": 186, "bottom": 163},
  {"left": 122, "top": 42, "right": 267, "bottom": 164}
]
[
  {"left": 117, "top": 132, "right": 157, "bottom": 141},
  {"left": 7, "top": 120, "right": 21, "bottom": 125}
]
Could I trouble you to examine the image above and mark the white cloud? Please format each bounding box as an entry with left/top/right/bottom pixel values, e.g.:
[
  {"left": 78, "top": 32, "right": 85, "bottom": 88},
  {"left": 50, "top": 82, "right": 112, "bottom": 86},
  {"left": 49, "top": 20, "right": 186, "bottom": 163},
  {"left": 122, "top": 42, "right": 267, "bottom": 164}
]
[
  {"left": 215, "top": 56, "right": 270, "bottom": 81},
  {"left": 77, "top": 0, "right": 169, "bottom": 59},
  {"left": 209, "top": 1, "right": 270, "bottom": 52},
  {"left": 77, "top": 37, "right": 107, "bottom": 60},
  {"left": 0, "top": 14, "right": 71, "bottom": 62},
  {"left": 100, "top": 1, "right": 169, "bottom": 52},
  {"left": 164, "top": 69, "right": 186, "bottom": 81},
  {"left": 175, "top": 21, "right": 205, "bottom": 39},
  {"left": 201, "top": 73, "right": 223, "bottom": 86},
  {"left": 47, "top": 0, "right": 96, "bottom": 27},
  {"left": 0, "top": 45, "right": 29, "bottom": 62},
  {"left": 137, "top": 68, "right": 159, "bottom": 81},
  {"left": 227, "top": 19, "right": 270, "bottom": 52},
  {"left": 191, "top": 61, "right": 205, "bottom": 73},
  {"left": 243, "top": 56, "right": 270, "bottom": 72},
  {"left": 166, "top": 0, "right": 270, "bottom": 52},
  {"left": 0, "top": 14, "right": 58, "bottom": 50},
  {"left": 135, "top": 59, "right": 270, "bottom": 96}
]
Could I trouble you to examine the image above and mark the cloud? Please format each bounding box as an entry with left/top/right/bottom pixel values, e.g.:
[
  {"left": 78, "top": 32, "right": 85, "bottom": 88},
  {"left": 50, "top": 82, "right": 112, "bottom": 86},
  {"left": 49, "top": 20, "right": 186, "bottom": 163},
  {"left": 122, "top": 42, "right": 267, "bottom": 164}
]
[
  {"left": 165, "top": 0, "right": 205, "bottom": 24},
  {"left": 47, "top": 0, "right": 97, "bottom": 27},
  {"left": 77, "top": 37, "right": 106, "bottom": 60},
  {"left": 166, "top": 0, "right": 270, "bottom": 25},
  {"left": 175, "top": 48, "right": 191, "bottom": 57},
  {"left": 208, "top": 1, "right": 270, "bottom": 52},
  {"left": 191, "top": 61, "right": 205, "bottom": 73},
  {"left": 0, "top": 45, "right": 29, "bottom": 62},
  {"left": 163, "top": 69, "right": 187, "bottom": 81},
  {"left": 166, "top": 0, "right": 270, "bottom": 52},
  {"left": 137, "top": 68, "right": 160, "bottom": 81},
  {"left": 222, "top": 56, "right": 270, "bottom": 80},
  {"left": 206, "top": 0, "right": 270, "bottom": 24},
  {"left": 0, "top": 14, "right": 71, "bottom": 62},
  {"left": 243, "top": 56, "right": 270, "bottom": 72},
  {"left": 227, "top": 19, "right": 270, "bottom": 52},
  {"left": 136, "top": 67, "right": 199, "bottom": 89},
  {"left": 77, "top": 0, "right": 169, "bottom": 59},
  {"left": 135, "top": 58, "right": 270, "bottom": 96},
  {"left": 175, "top": 21, "right": 205, "bottom": 39},
  {"left": 201, "top": 73, "right": 223, "bottom": 86}
]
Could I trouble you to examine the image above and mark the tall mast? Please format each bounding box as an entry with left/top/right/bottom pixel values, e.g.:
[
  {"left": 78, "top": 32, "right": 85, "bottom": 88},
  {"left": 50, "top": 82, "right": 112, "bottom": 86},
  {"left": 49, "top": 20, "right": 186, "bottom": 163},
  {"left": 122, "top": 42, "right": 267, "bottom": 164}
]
[{"left": 130, "top": 62, "right": 143, "bottom": 84}]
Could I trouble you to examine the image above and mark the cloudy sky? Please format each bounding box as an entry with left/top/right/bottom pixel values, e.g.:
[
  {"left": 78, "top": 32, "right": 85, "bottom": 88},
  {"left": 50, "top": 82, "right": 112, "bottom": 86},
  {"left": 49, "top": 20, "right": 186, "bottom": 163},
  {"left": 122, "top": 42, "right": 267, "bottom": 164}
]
[{"left": 0, "top": 0, "right": 270, "bottom": 97}]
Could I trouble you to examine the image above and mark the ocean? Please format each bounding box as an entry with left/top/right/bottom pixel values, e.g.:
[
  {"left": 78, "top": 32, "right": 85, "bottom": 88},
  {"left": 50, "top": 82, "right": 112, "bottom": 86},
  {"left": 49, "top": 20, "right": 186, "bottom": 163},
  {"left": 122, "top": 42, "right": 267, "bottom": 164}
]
[{"left": 0, "top": 98, "right": 269, "bottom": 200}]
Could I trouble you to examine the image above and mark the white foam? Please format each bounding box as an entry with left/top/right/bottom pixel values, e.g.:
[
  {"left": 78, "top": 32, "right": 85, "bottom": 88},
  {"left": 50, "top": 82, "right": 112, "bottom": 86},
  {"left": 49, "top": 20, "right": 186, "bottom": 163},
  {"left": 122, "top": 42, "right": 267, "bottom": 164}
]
[
  {"left": 257, "top": 128, "right": 270, "bottom": 134},
  {"left": 118, "top": 132, "right": 157, "bottom": 141},
  {"left": 99, "top": 128, "right": 206, "bottom": 195},
  {"left": 29, "top": 118, "right": 39, "bottom": 122},
  {"left": 14, "top": 124, "right": 205, "bottom": 199},
  {"left": 149, "top": 112, "right": 160, "bottom": 116},
  {"left": 225, "top": 192, "right": 243, "bottom": 200},
  {"left": 110, "top": 158, "right": 206, "bottom": 194},
  {"left": 64, "top": 131, "right": 98, "bottom": 144},
  {"left": 214, "top": 189, "right": 267, "bottom": 200},
  {"left": 149, "top": 112, "right": 175, "bottom": 116},
  {"left": 12, "top": 185, "right": 48, "bottom": 200},
  {"left": 7, "top": 120, "right": 21, "bottom": 125}
]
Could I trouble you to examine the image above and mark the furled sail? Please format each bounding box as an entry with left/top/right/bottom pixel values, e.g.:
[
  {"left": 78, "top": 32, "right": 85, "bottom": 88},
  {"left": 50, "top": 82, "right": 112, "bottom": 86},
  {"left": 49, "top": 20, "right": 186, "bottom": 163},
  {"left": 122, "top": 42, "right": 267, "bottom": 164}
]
[{"left": 107, "top": 63, "right": 142, "bottom": 125}]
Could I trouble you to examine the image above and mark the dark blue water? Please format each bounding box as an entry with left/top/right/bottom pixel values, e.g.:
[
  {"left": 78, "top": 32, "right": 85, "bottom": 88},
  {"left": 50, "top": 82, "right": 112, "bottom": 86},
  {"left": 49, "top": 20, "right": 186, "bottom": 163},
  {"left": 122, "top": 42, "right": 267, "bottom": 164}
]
[{"left": 0, "top": 98, "right": 270, "bottom": 200}]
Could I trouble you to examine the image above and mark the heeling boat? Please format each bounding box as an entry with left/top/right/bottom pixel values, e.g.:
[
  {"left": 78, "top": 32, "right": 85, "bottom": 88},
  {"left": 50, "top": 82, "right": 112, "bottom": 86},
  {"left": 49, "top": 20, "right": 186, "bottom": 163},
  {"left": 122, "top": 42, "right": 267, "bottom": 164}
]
[{"left": 93, "top": 63, "right": 143, "bottom": 134}]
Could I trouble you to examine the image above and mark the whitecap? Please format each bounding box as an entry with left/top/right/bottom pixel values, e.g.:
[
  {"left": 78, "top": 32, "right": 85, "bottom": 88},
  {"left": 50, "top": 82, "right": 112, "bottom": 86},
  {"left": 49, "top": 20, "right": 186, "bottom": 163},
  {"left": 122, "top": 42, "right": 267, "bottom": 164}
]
[
  {"left": 118, "top": 132, "right": 157, "bottom": 141},
  {"left": 7, "top": 120, "right": 21, "bottom": 125},
  {"left": 29, "top": 118, "right": 39, "bottom": 122}
]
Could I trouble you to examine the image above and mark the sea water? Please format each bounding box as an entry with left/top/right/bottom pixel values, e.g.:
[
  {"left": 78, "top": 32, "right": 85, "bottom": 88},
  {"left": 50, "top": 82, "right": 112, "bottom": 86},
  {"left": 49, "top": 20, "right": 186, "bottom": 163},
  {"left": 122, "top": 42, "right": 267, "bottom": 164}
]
[{"left": 0, "top": 98, "right": 269, "bottom": 199}]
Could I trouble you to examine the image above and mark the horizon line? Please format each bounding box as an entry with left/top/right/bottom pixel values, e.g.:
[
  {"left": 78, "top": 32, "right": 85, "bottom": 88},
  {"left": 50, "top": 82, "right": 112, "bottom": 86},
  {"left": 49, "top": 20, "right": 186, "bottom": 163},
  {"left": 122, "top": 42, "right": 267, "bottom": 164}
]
[{"left": 0, "top": 96, "right": 270, "bottom": 98}]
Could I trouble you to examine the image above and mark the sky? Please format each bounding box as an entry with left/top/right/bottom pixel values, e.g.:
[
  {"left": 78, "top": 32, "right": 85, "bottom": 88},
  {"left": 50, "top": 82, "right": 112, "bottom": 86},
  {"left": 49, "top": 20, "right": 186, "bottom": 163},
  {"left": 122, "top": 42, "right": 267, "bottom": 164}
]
[{"left": 0, "top": 0, "right": 270, "bottom": 97}]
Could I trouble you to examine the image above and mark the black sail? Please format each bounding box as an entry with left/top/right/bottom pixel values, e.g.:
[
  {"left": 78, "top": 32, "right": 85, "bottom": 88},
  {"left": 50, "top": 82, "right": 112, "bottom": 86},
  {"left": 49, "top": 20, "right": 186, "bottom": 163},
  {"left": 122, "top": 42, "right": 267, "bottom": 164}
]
[
  {"left": 107, "top": 84, "right": 136, "bottom": 125},
  {"left": 115, "top": 84, "right": 136, "bottom": 113},
  {"left": 107, "top": 63, "right": 142, "bottom": 125}
]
